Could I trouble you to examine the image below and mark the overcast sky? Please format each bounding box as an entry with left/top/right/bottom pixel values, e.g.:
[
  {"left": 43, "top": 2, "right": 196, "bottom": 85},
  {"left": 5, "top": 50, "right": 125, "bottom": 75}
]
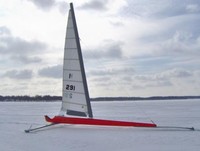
[{"left": 0, "top": 0, "right": 200, "bottom": 97}]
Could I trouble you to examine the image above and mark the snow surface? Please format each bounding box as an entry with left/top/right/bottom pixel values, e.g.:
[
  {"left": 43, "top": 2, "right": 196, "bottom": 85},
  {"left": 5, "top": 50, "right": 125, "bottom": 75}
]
[{"left": 1, "top": 99, "right": 200, "bottom": 151}]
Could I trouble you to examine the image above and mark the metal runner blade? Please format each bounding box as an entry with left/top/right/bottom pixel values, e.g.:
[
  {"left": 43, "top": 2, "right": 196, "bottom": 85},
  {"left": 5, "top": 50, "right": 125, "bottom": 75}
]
[{"left": 24, "top": 123, "right": 57, "bottom": 133}]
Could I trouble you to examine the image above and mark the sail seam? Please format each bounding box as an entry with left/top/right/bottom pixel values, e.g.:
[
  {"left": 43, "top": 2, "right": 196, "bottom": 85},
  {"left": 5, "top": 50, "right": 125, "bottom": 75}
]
[
  {"left": 63, "top": 69, "right": 81, "bottom": 72},
  {"left": 63, "top": 79, "right": 83, "bottom": 83},
  {"left": 65, "top": 47, "right": 77, "bottom": 49},
  {"left": 64, "top": 58, "right": 79, "bottom": 61},
  {"left": 62, "top": 101, "right": 87, "bottom": 106},
  {"left": 65, "top": 37, "right": 75, "bottom": 39},
  {"left": 67, "top": 27, "right": 73, "bottom": 29},
  {"left": 63, "top": 90, "right": 85, "bottom": 95}
]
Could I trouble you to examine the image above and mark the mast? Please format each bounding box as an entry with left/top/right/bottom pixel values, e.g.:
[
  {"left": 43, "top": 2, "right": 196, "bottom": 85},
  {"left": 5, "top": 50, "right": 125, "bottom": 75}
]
[{"left": 69, "top": 3, "right": 93, "bottom": 118}]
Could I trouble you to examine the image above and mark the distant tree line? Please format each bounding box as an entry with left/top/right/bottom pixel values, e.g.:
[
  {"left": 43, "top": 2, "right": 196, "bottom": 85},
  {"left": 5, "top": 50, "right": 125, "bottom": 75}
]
[
  {"left": 0, "top": 95, "right": 62, "bottom": 102},
  {"left": 0, "top": 95, "right": 200, "bottom": 102},
  {"left": 91, "top": 96, "right": 200, "bottom": 101}
]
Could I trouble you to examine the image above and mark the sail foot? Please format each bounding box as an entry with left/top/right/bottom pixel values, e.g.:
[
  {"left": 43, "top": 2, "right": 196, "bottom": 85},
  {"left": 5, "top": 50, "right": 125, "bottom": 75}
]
[{"left": 67, "top": 110, "right": 87, "bottom": 117}]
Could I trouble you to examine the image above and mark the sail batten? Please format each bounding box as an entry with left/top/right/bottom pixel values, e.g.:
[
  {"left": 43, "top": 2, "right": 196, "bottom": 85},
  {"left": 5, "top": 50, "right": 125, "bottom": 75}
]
[
  {"left": 60, "top": 3, "right": 93, "bottom": 118},
  {"left": 64, "top": 59, "right": 79, "bottom": 61}
]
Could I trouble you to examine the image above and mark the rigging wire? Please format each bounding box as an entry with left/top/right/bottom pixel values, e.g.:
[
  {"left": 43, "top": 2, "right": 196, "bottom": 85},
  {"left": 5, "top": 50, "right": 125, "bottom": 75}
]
[
  {"left": 77, "top": 4, "right": 158, "bottom": 123},
  {"left": 80, "top": 37, "right": 156, "bottom": 124}
]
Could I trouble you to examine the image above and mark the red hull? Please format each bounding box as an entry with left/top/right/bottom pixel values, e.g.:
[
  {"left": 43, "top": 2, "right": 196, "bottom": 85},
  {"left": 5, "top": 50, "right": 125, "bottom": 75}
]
[{"left": 45, "top": 115, "right": 157, "bottom": 128}]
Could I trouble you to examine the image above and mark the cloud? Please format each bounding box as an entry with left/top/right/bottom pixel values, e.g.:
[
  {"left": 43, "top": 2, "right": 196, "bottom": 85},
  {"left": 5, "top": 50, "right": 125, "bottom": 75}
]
[
  {"left": 121, "top": 0, "right": 200, "bottom": 18},
  {"left": 26, "top": 0, "right": 68, "bottom": 14},
  {"left": 57, "top": 1, "right": 68, "bottom": 14},
  {"left": 0, "top": 26, "right": 11, "bottom": 35},
  {"left": 38, "top": 64, "right": 62, "bottom": 79},
  {"left": 88, "top": 66, "right": 135, "bottom": 77},
  {"left": 11, "top": 55, "right": 42, "bottom": 64},
  {"left": 129, "top": 12, "right": 200, "bottom": 58},
  {"left": 3, "top": 69, "right": 33, "bottom": 80},
  {"left": 26, "top": 0, "right": 124, "bottom": 14},
  {"left": 159, "top": 68, "right": 192, "bottom": 79},
  {"left": 109, "top": 20, "right": 124, "bottom": 27},
  {"left": 133, "top": 68, "right": 192, "bottom": 88},
  {"left": 0, "top": 35, "right": 46, "bottom": 55},
  {"left": 155, "top": 30, "right": 200, "bottom": 57},
  {"left": 133, "top": 75, "right": 171, "bottom": 88},
  {"left": 84, "top": 40, "right": 123, "bottom": 59},
  {"left": 79, "top": 0, "right": 109, "bottom": 11},
  {"left": 89, "top": 68, "right": 193, "bottom": 92},
  {"left": 137, "top": 68, "right": 192, "bottom": 81},
  {"left": 27, "top": 0, "right": 56, "bottom": 10},
  {"left": 88, "top": 67, "right": 200, "bottom": 97},
  {"left": 146, "top": 81, "right": 172, "bottom": 88},
  {"left": 186, "top": 4, "right": 200, "bottom": 13},
  {"left": 0, "top": 26, "right": 46, "bottom": 64}
]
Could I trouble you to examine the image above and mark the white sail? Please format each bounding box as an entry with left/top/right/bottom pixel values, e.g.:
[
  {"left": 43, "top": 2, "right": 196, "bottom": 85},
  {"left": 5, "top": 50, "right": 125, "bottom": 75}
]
[{"left": 60, "top": 3, "right": 93, "bottom": 118}]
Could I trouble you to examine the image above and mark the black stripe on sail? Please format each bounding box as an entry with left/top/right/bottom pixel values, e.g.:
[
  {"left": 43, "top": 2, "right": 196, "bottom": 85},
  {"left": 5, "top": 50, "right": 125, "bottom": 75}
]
[{"left": 67, "top": 110, "right": 87, "bottom": 117}]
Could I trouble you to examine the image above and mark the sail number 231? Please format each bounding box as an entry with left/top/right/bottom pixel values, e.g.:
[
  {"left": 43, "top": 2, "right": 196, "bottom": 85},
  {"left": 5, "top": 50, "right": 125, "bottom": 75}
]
[{"left": 66, "top": 84, "right": 75, "bottom": 91}]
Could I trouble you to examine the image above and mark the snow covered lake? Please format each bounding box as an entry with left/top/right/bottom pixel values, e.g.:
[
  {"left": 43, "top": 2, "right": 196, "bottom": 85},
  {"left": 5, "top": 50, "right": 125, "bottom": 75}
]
[{"left": 1, "top": 99, "right": 200, "bottom": 151}]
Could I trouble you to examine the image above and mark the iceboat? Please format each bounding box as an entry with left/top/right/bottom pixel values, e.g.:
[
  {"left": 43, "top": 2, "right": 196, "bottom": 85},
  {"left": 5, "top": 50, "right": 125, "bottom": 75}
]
[
  {"left": 25, "top": 3, "right": 195, "bottom": 133},
  {"left": 45, "top": 3, "right": 156, "bottom": 128}
]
